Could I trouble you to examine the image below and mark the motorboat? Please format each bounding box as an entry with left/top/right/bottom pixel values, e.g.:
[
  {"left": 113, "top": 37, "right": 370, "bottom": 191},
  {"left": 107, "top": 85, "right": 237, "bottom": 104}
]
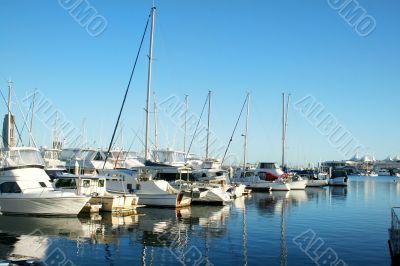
[
  {"left": 60, "top": 149, "right": 191, "bottom": 208},
  {"left": 52, "top": 174, "right": 140, "bottom": 212},
  {"left": 293, "top": 170, "right": 328, "bottom": 187},
  {"left": 289, "top": 175, "right": 307, "bottom": 190},
  {"left": 191, "top": 185, "right": 231, "bottom": 206},
  {"left": 192, "top": 160, "right": 246, "bottom": 198},
  {"left": 365, "top": 171, "right": 378, "bottom": 177},
  {"left": 101, "top": 168, "right": 191, "bottom": 208},
  {"left": 232, "top": 163, "right": 290, "bottom": 191},
  {"left": 377, "top": 169, "right": 391, "bottom": 176},
  {"left": 0, "top": 147, "right": 89, "bottom": 215},
  {"left": 328, "top": 170, "right": 348, "bottom": 186}
]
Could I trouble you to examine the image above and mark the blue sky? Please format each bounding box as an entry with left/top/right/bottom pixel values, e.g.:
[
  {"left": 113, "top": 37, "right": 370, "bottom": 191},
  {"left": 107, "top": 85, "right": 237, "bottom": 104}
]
[{"left": 0, "top": 0, "right": 399, "bottom": 166}]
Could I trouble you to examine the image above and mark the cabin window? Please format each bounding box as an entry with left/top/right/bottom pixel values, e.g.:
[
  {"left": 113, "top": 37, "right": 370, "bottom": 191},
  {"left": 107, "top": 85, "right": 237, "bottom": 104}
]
[
  {"left": 136, "top": 184, "right": 141, "bottom": 190},
  {"left": 98, "top": 180, "right": 105, "bottom": 187},
  {"left": 55, "top": 179, "right": 76, "bottom": 189},
  {"left": 127, "top": 184, "right": 133, "bottom": 190},
  {"left": 83, "top": 180, "right": 90, "bottom": 187},
  {"left": 94, "top": 152, "right": 103, "bottom": 161},
  {"left": 0, "top": 182, "right": 22, "bottom": 193},
  {"left": 39, "top": 182, "right": 47, "bottom": 188}
]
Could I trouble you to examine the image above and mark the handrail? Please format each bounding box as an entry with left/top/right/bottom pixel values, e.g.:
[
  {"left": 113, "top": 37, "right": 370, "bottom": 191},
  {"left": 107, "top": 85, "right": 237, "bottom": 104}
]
[{"left": 390, "top": 207, "right": 400, "bottom": 256}]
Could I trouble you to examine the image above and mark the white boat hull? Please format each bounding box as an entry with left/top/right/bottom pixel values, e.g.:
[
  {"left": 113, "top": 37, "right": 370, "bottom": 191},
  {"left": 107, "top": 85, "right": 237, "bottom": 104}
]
[
  {"left": 232, "top": 184, "right": 246, "bottom": 198},
  {"left": 289, "top": 180, "right": 307, "bottom": 190},
  {"left": 306, "top": 180, "right": 328, "bottom": 187},
  {"left": 192, "top": 187, "right": 231, "bottom": 205},
  {"left": 232, "top": 175, "right": 289, "bottom": 191},
  {"left": 0, "top": 196, "right": 89, "bottom": 216},
  {"left": 270, "top": 182, "right": 291, "bottom": 191},
  {"left": 136, "top": 193, "right": 191, "bottom": 208},
  {"left": 90, "top": 194, "right": 139, "bottom": 212},
  {"left": 329, "top": 177, "right": 348, "bottom": 186}
]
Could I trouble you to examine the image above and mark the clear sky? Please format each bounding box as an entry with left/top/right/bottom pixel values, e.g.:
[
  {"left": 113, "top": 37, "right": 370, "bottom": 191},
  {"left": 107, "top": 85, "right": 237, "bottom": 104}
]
[{"left": 0, "top": 0, "right": 399, "bottom": 166}]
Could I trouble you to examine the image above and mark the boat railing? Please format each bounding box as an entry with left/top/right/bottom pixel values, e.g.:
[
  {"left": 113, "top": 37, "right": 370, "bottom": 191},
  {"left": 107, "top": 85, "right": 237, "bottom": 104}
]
[{"left": 389, "top": 207, "right": 400, "bottom": 259}]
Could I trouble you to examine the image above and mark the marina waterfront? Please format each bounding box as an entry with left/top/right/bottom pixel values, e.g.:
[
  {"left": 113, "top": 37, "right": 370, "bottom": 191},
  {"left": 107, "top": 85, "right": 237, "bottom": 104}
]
[{"left": 0, "top": 175, "right": 397, "bottom": 265}]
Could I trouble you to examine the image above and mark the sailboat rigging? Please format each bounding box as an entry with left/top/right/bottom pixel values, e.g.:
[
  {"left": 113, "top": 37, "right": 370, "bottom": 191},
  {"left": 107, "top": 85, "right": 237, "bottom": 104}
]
[{"left": 102, "top": 8, "right": 152, "bottom": 169}]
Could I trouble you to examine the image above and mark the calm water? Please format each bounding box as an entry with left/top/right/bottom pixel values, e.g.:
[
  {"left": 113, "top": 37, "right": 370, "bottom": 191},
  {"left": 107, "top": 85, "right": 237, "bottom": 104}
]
[{"left": 1, "top": 176, "right": 399, "bottom": 265}]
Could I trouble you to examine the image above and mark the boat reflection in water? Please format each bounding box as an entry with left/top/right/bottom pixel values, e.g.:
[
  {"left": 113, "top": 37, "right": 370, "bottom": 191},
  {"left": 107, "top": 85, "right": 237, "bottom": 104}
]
[
  {"left": 0, "top": 215, "right": 98, "bottom": 262},
  {"left": 131, "top": 205, "right": 230, "bottom": 265},
  {"left": 0, "top": 205, "right": 231, "bottom": 265},
  {"left": 329, "top": 186, "right": 348, "bottom": 199}
]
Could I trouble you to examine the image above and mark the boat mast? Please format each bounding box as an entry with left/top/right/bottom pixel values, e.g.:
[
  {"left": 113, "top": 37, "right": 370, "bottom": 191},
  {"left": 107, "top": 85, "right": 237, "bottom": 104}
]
[
  {"left": 206, "top": 90, "right": 211, "bottom": 160},
  {"left": 243, "top": 93, "right": 250, "bottom": 172},
  {"left": 145, "top": 6, "right": 156, "bottom": 161},
  {"left": 183, "top": 94, "right": 188, "bottom": 154},
  {"left": 284, "top": 94, "right": 290, "bottom": 170}
]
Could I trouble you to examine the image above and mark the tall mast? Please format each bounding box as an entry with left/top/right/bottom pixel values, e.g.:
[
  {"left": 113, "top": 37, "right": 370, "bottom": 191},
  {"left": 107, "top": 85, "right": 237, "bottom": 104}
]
[
  {"left": 282, "top": 93, "right": 285, "bottom": 169},
  {"left": 183, "top": 94, "right": 188, "bottom": 154},
  {"left": 206, "top": 90, "right": 211, "bottom": 160},
  {"left": 7, "top": 80, "right": 13, "bottom": 148},
  {"left": 153, "top": 93, "right": 158, "bottom": 151},
  {"left": 243, "top": 93, "right": 250, "bottom": 172},
  {"left": 145, "top": 6, "right": 156, "bottom": 161}
]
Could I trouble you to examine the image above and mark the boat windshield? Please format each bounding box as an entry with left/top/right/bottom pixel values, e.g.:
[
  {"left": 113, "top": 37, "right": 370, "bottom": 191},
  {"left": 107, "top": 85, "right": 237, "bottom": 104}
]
[
  {"left": 154, "top": 150, "right": 185, "bottom": 164},
  {"left": 259, "top": 163, "right": 279, "bottom": 169},
  {"left": 43, "top": 150, "right": 60, "bottom": 160},
  {"left": 59, "top": 149, "right": 81, "bottom": 161},
  {"left": 0, "top": 148, "right": 45, "bottom": 168}
]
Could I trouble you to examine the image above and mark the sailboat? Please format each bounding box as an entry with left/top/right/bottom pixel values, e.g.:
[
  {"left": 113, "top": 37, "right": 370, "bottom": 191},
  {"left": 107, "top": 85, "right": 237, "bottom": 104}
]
[
  {"left": 0, "top": 81, "right": 89, "bottom": 215},
  {"left": 281, "top": 93, "right": 306, "bottom": 190},
  {"left": 231, "top": 94, "right": 289, "bottom": 191},
  {"left": 96, "top": 6, "right": 191, "bottom": 208},
  {"left": 188, "top": 91, "right": 240, "bottom": 203}
]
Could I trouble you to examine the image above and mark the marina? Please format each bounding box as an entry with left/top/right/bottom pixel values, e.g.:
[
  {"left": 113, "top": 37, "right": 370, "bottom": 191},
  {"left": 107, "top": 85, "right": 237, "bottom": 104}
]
[
  {"left": 0, "top": 1, "right": 399, "bottom": 265},
  {"left": 0, "top": 176, "right": 397, "bottom": 265}
]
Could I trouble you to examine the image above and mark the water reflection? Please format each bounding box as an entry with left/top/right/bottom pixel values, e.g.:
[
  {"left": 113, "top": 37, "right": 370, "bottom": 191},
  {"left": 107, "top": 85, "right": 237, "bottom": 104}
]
[
  {"left": 329, "top": 186, "right": 348, "bottom": 199},
  {"left": 0, "top": 178, "right": 395, "bottom": 265},
  {"left": 0, "top": 205, "right": 231, "bottom": 264}
]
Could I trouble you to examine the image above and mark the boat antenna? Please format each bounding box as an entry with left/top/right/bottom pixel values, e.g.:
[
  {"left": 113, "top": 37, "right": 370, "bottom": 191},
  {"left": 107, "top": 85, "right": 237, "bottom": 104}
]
[
  {"left": 183, "top": 94, "right": 188, "bottom": 154},
  {"left": 243, "top": 93, "right": 250, "bottom": 172},
  {"left": 221, "top": 94, "right": 248, "bottom": 165},
  {"left": 102, "top": 9, "right": 152, "bottom": 169},
  {"left": 144, "top": 6, "right": 156, "bottom": 161},
  {"left": 282, "top": 93, "right": 290, "bottom": 170},
  {"left": 206, "top": 90, "right": 211, "bottom": 160}
]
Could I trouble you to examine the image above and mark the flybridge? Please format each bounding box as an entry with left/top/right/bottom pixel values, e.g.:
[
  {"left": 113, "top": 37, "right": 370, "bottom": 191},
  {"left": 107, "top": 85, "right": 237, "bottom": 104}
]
[{"left": 0, "top": 148, "right": 45, "bottom": 169}]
